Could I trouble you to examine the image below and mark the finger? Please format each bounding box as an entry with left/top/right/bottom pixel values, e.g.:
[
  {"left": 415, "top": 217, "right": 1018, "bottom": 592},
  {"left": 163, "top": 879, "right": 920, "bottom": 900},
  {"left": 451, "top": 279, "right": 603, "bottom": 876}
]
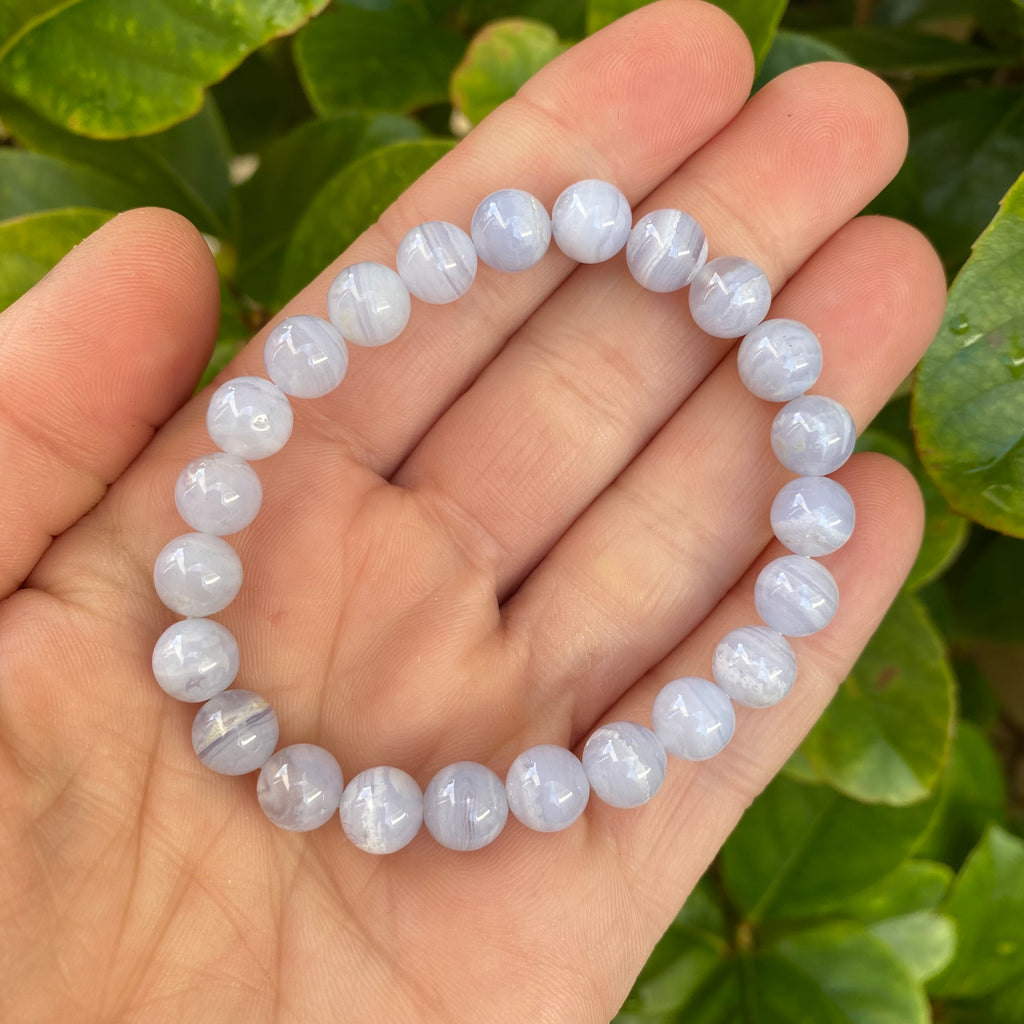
[
  {"left": 0, "top": 208, "right": 219, "bottom": 597},
  {"left": 393, "top": 61, "right": 909, "bottom": 592}
]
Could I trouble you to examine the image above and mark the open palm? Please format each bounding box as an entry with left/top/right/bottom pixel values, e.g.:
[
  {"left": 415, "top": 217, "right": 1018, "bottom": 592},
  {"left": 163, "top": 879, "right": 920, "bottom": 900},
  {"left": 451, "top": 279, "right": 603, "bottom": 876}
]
[{"left": 0, "top": 3, "right": 946, "bottom": 1022}]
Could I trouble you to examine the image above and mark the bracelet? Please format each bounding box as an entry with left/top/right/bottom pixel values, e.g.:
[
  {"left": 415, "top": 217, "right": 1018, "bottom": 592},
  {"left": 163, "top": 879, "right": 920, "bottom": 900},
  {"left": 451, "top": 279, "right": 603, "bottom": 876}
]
[{"left": 151, "top": 180, "right": 855, "bottom": 853}]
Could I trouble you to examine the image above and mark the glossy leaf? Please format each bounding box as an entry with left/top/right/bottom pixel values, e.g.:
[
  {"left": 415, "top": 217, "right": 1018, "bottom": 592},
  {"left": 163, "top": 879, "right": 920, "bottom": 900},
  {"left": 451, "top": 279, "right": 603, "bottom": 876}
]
[
  {"left": 832, "top": 859, "right": 954, "bottom": 921},
  {"left": 913, "top": 170, "right": 1024, "bottom": 536},
  {"left": 0, "top": 0, "right": 81, "bottom": 62},
  {"left": 869, "top": 911, "right": 957, "bottom": 982},
  {"left": 753, "top": 28, "right": 850, "bottom": 90},
  {"left": 0, "top": 0, "right": 328, "bottom": 138}
]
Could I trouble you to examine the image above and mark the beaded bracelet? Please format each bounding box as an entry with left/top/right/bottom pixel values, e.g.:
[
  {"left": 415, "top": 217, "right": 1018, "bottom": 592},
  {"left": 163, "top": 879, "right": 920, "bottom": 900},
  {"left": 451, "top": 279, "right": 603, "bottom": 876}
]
[{"left": 151, "top": 180, "right": 855, "bottom": 853}]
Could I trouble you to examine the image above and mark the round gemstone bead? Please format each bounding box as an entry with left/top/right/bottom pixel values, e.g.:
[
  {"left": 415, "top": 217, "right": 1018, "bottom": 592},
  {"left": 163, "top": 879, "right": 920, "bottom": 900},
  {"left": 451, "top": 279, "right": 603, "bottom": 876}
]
[
  {"left": 688, "top": 256, "right": 772, "bottom": 338},
  {"left": 652, "top": 677, "right": 735, "bottom": 761},
  {"left": 192, "top": 689, "right": 279, "bottom": 775},
  {"left": 340, "top": 766, "right": 424, "bottom": 854},
  {"left": 264, "top": 315, "right": 349, "bottom": 398},
  {"left": 257, "top": 743, "right": 344, "bottom": 832},
  {"left": 771, "top": 476, "right": 856, "bottom": 556},
  {"left": 396, "top": 221, "right": 477, "bottom": 304},
  {"left": 174, "top": 452, "right": 262, "bottom": 536},
  {"left": 712, "top": 625, "right": 797, "bottom": 708},
  {"left": 770, "top": 395, "right": 856, "bottom": 476},
  {"left": 207, "top": 376, "right": 293, "bottom": 460},
  {"left": 326, "top": 261, "right": 411, "bottom": 347},
  {"left": 755, "top": 554, "right": 839, "bottom": 637},
  {"left": 153, "top": 532, "right": 242, "bottom": 617},
  {"left": 505, "top": 745, "right": 589, "bottom": 833},
  {"left": 737, "top": 318, "right": 823, "bottom": 401},
  {"left": 626, "top": 209, "right": 708, "bottom": 292},
  {"left": 582, "top": 722, "right": 667, "bottom": 809},
  {"left": 422, "top": 761, "right": 508, "bottom": 851},
  {"left": 471, "top": 189, "right": 551, "bottom": 272},
  {"left": 152, "top": 618, "right": 240, "bottom": 703},
  {"left": 551, "top": 178, "right": 631, "bottom": 264}
]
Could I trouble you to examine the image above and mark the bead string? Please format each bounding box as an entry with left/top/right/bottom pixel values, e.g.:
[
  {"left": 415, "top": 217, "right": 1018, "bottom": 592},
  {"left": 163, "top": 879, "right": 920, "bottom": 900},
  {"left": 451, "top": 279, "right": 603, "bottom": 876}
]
[{"left": 151, "top": 180, "right": 855, "bottom": 853}]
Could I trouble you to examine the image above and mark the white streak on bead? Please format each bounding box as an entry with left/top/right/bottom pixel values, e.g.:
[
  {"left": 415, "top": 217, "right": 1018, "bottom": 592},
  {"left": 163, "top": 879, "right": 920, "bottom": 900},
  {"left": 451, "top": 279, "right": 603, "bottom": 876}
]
[
  {"left": 582, "top": 722, "right": 667, "bottom": 808},
  {"left": 771, "top": 476, "right": 855, "bottom": 556},
  {"left": 688, "top": 256, "right": 772, "bottom": 338},
  {"left": 712, "top": 626, "right": 796, "bottom": 708},
  {"left": 505, "top": 745, "right": 589, "bottom": 832},
  {"left": 192, "top": 689, "right": 278, "bottom": 775},
  {"left": 471, "top": 189, "right": 551, "bottom": 272},
  {"left": 340, "top": 766, "right": 424, "bottom": 854},
  {"left": 175, "top": 452, "right": 262, "bottom": 536},
  {"left": 327, "top": 262, "right": 411, "bottom": 347},
  {"left": 153, "top": 532, "right": 242, "bottom": 617},
  {"left": 152, "top": 618, "right": 239, "bottom": 703},
  {"left": 626, "top": 209, "right": 708, "bottom": 292},
  {"left": 737, "top": 318, "right": 823, "bottom": 401},
  {"left": 770, "top": 395, "right": 856, "bottom": 475},
  {"left": 551, "top": 179, "right": 631, "bottom": 263},
  {"left": 264, "top": 315, "right": 349, "bottom": 398},
  {"left": 207, "top": 376, "right": 293, "bottom": 460},
  {"left": 257, "top": 743, "right": 343, "bottom": 831},
  {"left": 755, "top": 555, "right": 839, "bottom": 637},
  {"left": 422, "top": 761, "right": 508, "bottom": 851},
  {"left": 396, "top": 221, "right": 477, "bottom": 303},
  {"left": 652, "top": 677, "right": 735, "bottom": 761}
]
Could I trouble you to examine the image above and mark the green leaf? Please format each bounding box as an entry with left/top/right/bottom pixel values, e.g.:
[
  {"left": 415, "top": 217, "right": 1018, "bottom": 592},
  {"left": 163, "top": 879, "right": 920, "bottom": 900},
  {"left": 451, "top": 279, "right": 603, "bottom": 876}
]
[
  {"left": 0, "top": 149, "right": 136, "bottom": 220},
  {"left": 0, "top": 0, "right": 81, "bottom": 62},
  {"left": 785, "top": 593, "right": 954, "bottom": 805},
  {"left": 752, "top": 28, "right": 851, "bottom": 91},
  {"left": 930, "top": 826, "right": 1024, "bottom": 998},
  {"left": 450, "top": 18, "right": 567, "bottom": 126},
  {"left": 0, "top": 0, "right": 329, "bottom": 138},
  {"left": 954, "top": 534, "right": 1024, "bottom": 645},
  {"left": 294, "top": 1, "right": 465, "bottom": 116},
  {"left": 869, "top": 910, "right": 957, "bottom": 982},
  {"left": 0, "top": 207, "right": 114, "bottom": 311},
  {"left": 277, "top": 137, "right": 455, "bottom": 303},
  {"left": 236, "top": 112, "right": 424, "bottom": 305},
  {"left": 832, "top": 859, "right": 954, "bottom": 921},
  {"left": 913, "top": 169, "right": 1024, "bottom": 536},
  {"left": 944, "top": 972, "right": 1024, "bottom": 1024}
]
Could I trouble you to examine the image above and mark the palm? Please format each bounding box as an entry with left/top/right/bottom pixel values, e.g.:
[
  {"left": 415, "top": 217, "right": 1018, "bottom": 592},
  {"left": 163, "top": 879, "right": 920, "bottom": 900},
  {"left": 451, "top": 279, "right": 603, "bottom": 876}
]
[{"left": 0, "top": 4, "right": 945, "bottom": 1022}]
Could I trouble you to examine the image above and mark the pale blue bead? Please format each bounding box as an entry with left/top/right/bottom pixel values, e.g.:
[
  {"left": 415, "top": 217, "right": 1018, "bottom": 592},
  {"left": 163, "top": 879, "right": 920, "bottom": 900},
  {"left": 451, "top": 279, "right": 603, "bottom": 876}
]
[
  {"left": 755, "top": 555, "right": 839, "bottom": 637},
  {"left": 174, "top": 452, "right": 262, "bottom": 536},
  {"left": 626, "top": 209, "right": 708, "bottom": 292},
  {"left": 326, "top": 262, "right": 410, "bottom": 347},
  {"left": 551, "top": 179, "right": 631, "bottom": 263},
  {"left": 471, "top": 189, "right": 551, "bottom": 272},
  {"left": 192, "top": 689, "right": 279, "bottom": 775},
  {"left": 396, "top": 221, "right": 477, "bottom": 304},
  {"left": 582, "top": 722, "right": 667, "bottom": 809},
  {"left": 770, "top": 395, "right": 856, "bottom": 475},
  {"left": 652, "top": 677, "right": 735, "bottom": 761},
  {"left": 257, "top": 743, "right": 344, "bottom": 832},
  {"left": 712, "top": 625, "right": 796, "bottom": 708},
  {"left": 340, "top": 766, "right": 424, "bottom": 854},
  {"left": 737, "top": 318, "right": 823, "bottom": 401},
  {"left": 152, "top": 618, "right": 239, "bottom": 703},
  {"left": 264, "top": 315, "right": 349, "bottom": 398},
  {"left": 422, "top": 761, "right": 508, "bottom": 851},
  {"left": 207, "top": 376, "right": 293, "bottom": 460},
  {"left": 771, "top": 476, "right": 855, "bottom": 556},
  {"left": 505, "top": 745, "right": 589, "bottom": 832},
  {"left": 689, "top": 256, "right": 772, "bottom": 338},
  {"left": 153, "top": 532, "right": 242, "bottom": 617}
]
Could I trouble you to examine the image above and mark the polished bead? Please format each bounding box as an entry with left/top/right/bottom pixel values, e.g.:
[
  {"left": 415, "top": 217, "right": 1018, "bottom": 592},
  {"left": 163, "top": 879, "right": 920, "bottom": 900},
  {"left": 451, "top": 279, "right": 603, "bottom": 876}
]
[
  {"left": 688, "top": 256, "right": 772, "bottom": 338},
  {"left": 551, "top": 179, "right": 631, "bottom": 263},
  {"left": 327, "top": 262, "right": 411, "bottom": 347},
  {"left": 152, "top": 618, "right": 239, "bottom": 703},
  {"left": 712, "top": 625, "right": 796, "bottom": 708},
  {"left": 264, "top": 315, "right": 349, "bottom": 398},
  {"left": 396, "top": 221, "right": 477, "bottom": 303},
  {"left": 192, "top": 689, "right": 279, "bottom": 775},
  {"left": 582, "top": 722, "right": 667, "bottom": 809},
  {"left": 771, "top": 476, "right": 855, "bottom": 556},
  {"left": 422, "top": 761, "right": 508, "bottom": 851},
  {"left": 471, "top": 189, "right": 551, "bottom": 272},
  {"left": 340, "top": 766, "right": 424, "bottom": 854},
  {"left": 505, "top": 745, "right": 589, "bottom": 833},
  {"left": 737, "top": 318, "right": 823, "bottom": 401},
  {"left": 652, "top": 677, "right": 735, "bottom": 761},
  {"left": 153, "top": 532, "right": 242, "bottom": 617},
  {"left": 174, "top": 452, "right": 262, "bottom": 536},
  {"left": 770, "top": 395, "right": 856, "bottom": 476},
  {"left": 626, "top": 209, "right": 708, "bottom": 292},
  {"left": 755, "top": 555, "right": 839, "bottom": 637},
  {"left": 207, "top": 376, "right": 293, "bottom": 460},
  {"left": 257, "top": 743, "right": 344, "bottom": 832}
]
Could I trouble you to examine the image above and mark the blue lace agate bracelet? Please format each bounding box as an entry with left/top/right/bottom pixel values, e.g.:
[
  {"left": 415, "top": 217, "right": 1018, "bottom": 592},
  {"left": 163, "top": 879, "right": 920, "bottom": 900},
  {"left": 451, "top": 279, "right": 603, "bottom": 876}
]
[{"left": 151, "top": 179, "right": 855, "bottom": 853}]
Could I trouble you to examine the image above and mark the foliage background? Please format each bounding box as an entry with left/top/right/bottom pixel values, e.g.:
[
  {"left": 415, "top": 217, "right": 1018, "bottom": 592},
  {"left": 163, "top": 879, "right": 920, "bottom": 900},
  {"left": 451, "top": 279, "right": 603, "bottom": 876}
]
[{"left": 1, "top": 0, "right": 1023, "bottom": 1020}]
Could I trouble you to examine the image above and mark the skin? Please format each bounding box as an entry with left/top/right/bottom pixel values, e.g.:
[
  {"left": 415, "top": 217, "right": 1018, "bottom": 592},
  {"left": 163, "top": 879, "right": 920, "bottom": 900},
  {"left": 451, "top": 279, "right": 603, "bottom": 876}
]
[{"left": 0, "top": 3, "right": 947, "bottom": 1022}]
